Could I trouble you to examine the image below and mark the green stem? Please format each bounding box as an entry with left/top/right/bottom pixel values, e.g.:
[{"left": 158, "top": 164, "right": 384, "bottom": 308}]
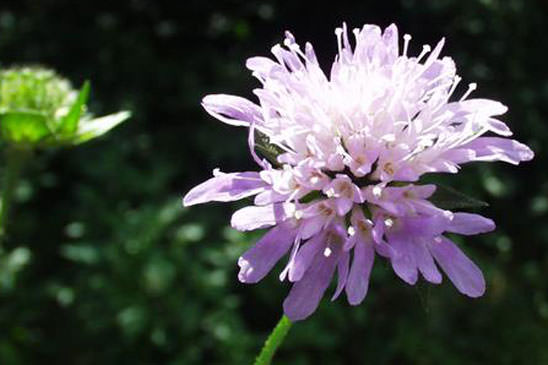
[
  {"left": 254, "top": 315, "right": 293, "bottom": 365},
  {"left": 0, "top": 148, "right": 27, "bottom": 247}
]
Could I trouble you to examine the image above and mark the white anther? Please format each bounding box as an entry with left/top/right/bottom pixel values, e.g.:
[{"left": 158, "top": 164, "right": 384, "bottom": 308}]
[
  {"left": 335, "top": 28, "right": 344, "bottom": 56},
  {"left": 323, "top": 247, "right": 332, "bottom": 257},
  {"left": 460, "top": 82, "right": 477, "bottom": 101},
  {"left": 372, "top": 186, "right": 383, "bottom": 198},
  {"left": 347, "top": 226, "right": 356, "bottom": 236},
  {"left": 403, "top": 34, "right": 412, "bottom": 56},
  {"left": 417, "top": 44, "right": 432, "bottom": 62}
]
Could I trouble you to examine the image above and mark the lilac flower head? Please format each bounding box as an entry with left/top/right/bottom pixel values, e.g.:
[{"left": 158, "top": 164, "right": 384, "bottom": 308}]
[{"left": 184, "top": 23, "right": 533, "bottom": 321}]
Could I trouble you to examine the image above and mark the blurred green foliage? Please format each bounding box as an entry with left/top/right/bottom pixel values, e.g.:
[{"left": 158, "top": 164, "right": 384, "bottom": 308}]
[{"left": 0, "top": 1, "right": 546, "bottom": 364}]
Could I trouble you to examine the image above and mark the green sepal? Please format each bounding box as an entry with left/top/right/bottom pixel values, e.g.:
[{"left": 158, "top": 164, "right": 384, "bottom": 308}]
[
  {"left": 57, "top": 80, "right": 90, "bottom": 136},
  {"left": 429, "top": 185, "right": 488, "bottom": 210},
  {"left": 0, "top": 111, "right": 51, "bottom": 145},
  {"left": 73, "top": 111, "right": 131, "bottom": 144}
]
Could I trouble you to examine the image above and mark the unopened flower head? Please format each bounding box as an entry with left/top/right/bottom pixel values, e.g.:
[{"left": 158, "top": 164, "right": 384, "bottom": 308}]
[
  {"left": 184, "top": 23, "right": 533, "bottom": 321},
  {"left": 0, "top": 66, "right": 130, "bottom": 149},
  {"left": 0, "top": 67, "right": 75, "bottom": 118}
]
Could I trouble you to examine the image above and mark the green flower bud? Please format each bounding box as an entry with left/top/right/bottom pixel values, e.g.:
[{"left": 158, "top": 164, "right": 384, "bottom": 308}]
[{"left": 0, "top": 66, "right": 130, "bottom": 149}]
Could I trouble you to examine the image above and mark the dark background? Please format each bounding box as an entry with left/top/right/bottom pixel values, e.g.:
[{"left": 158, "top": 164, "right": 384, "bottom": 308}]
[{"left": 0, "top": 1, "right": 546, "bottom": 364}]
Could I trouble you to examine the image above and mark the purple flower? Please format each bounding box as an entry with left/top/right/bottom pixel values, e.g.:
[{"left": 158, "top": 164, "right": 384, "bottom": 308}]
[{"left": 184, "top": 23, "right": 533, "bottom": 321}]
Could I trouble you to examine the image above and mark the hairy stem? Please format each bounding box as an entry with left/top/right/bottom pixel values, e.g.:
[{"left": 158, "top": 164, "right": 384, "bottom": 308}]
[{"left": 254, "top": 315, "right": 293, "bottom": 365}]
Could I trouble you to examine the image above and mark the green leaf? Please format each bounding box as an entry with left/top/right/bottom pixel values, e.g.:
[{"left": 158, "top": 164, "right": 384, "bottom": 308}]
[
  {"left": 57, "top": 80, "right": 90, "bottom": 136},
  {"left": 429, "top": 185, "right": 488, "bottom": 210},
  {"left": 73, "top": 111, "right": 131, "bottom": 144},
  {"left": 0, "top": 111, "right": 51, "bottom": 144}
]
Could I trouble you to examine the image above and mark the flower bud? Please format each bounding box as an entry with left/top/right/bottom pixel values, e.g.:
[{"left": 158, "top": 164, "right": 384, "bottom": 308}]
[{"left": 0, "top": 66, "right": 130, "bottom": 149}]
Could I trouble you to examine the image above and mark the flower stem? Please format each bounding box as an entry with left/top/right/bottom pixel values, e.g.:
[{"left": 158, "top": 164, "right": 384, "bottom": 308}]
[
  {"left": 254, "top": 315, "right": 293, "bottom": 365},
  {"left": 0, "top": 147, "right": 27, "bottom": 248}
]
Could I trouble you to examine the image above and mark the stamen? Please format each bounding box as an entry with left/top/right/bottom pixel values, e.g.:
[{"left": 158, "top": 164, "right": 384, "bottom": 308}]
[
  {"left": 403, "top": 34, "right": 412, "bottom": 57},
  {"left": 417, "top": 44, "right": 432, "bottom": 62},
  {"left": 460, "top": 82, "right": 477, "bottom": 101},
  {"left": 285, "top": 187, "right": 301, "bottom": 203},
  {"left": 446, "top": 75, "right": 462, "bottom": 100},
  {"left": 335, "top": 27, "right": 344, "bottom": 57},
  {"left": 323, "top": 247, "right": 332, "bottom": 257},
  {"left": 290, "top": 43, "right": 308, "bottom": 61},
  {"left": 285, "top": 202, "right": 297, "bottom": 217}
]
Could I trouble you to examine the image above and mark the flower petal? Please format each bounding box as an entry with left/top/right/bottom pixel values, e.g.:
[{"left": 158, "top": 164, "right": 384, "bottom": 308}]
[
  {"left": 382, "top": 24, "right": 399, "bottom": 62},
  {"left": 429, "top": 237, "right": 485, "bottom": 297},
  {"left": 345, "top": 238, "right": 375, "bottom": 305},
  {"left": 283, "top": 244, "right": 341, "bottom": 321},
  {"left": 288, "top": 232, "right": 325, "bottom": 282},
  {"left": 413, "top": 238, "right": 442, "bottom": 284},
  {"left": 460, "top": 137, "right": 534, "bottom": 165},
  {"left": 331, "top": 250, "right": 350, "bottom": 301},
  {"left": 298, "top": 214, "right": 332, "bottom": 240},
  {"left": 231, "top": 203, "right": 294, "bottom": 231},
  {"left": 183, "top": 171, "right": 266, "bottom": 206},
  {"left": 334, "top": 198, "right": 353, "bottom": 216},
  {"left": 238, "top": 224, "right": 297, "bottom": 283},
  {"left": 387, "top": 235, "right": 418, "bottom": 285},
  {"left": 486, "top": 117, "right": 512, "bottom": 136},
  {"left": 447, "top": 213, "right": 495, "bottom": 235},
  {"left": 202, "top": 94, "right": 263, "bottom": 127}
]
